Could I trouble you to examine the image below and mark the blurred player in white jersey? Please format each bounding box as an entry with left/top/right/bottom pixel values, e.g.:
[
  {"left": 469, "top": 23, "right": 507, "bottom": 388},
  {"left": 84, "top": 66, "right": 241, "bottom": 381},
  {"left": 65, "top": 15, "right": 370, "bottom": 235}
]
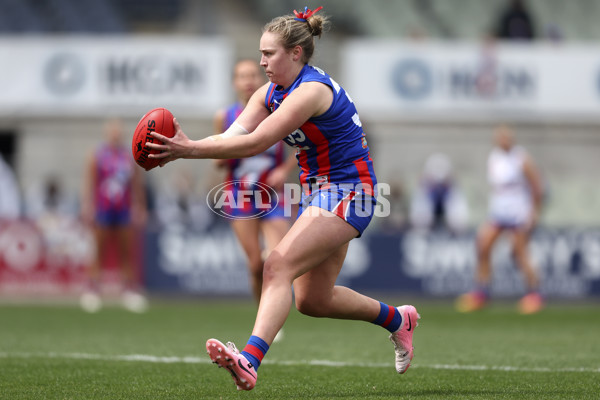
[{"left": 457, "top": 124, "right": 544, "bottom": 314}]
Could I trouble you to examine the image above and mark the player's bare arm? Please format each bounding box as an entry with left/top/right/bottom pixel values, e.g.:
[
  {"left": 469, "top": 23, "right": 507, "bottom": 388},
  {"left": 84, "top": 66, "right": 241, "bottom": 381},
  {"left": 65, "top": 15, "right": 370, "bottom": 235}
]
[
  {"left": 523, "top": 154, "right": 543, "bottom": 228},
  {"left": 228, "top": 83, "right": 271, "bottom": 134},
  {"left": 523, "top": 155, "right": 543, "bottom": 210},
  {"left": 147, "top": 81, "right": 332, "bottom": 163},
  {"left": 211, "top": 109, "right": 229, "bottom": 168},
  {"left": 81, "top": 151, "right": 97, "bottom": 224}
]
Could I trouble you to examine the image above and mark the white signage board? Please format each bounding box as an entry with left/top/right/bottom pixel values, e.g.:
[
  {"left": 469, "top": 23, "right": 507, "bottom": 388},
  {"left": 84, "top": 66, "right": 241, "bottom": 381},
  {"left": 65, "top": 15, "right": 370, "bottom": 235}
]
[
  {"left": 0, "top": 36, "right": 232, "bottom": 117},
  {"left": 342, "top": 40, "right": 600, "bottom": 121}
]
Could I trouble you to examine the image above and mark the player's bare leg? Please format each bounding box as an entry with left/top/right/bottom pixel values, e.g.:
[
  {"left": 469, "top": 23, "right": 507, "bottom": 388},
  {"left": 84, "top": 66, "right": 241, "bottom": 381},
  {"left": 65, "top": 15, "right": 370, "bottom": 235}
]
[
  {"left": 260, "top": 218, "right": 290, "bottom": 260},
  {"left": 293, "top": 232, "right": 419, "bottom": 374},
  {"left": 207, "top": 207, "right": 359, "bottom": 390},
  {"left": 115, "top": 225, "right": 135, "bottom": 285},
  {"left": 253, "top": 207, "right": 363, "bottom": 343},
  {"left": 207, "top": 207, "right": 420, "bottom": 389},
  {"left": 511, "top": 229, "right": 538, "bottom": 289},
  {"left": 231, "top": 219, "right": 263, "bottom": 301},
  {"left": 456, "top": 223, "right": 502, "bottom": 312},
  {"left": 293, "top": 241, "right": 380, "bottom": 320},
  {"left": 116, "top": 225, "right": 147, "bottom": 313},
  {"left": 511, "top": 229, "right": 544, "bottom": 314},
  {"left": 80, "top": 226, "right": 108, "bottom": 313},
  {"left": 260, "top": 217, "right": 290, "bottom": 342},
  {"left": 476, "top": 223, "right": 503, "bottom": 286},
  {"left": 90, "top": 226, "right": 109, "bottom": 283}
]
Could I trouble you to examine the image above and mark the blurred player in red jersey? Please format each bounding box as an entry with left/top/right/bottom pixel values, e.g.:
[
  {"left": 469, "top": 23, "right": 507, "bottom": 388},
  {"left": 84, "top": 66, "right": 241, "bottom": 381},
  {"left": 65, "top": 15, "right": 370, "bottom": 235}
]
[
  {"left": 456, "top": 124, "right": 544, "bottom": 314},
  {"left": 80, "top": 119, "right": 148, "bottom": 313},
  {"left": 147, "top": 7, "right": 419, "bottom": 390},
  {"left": 213, "top": 59, "right": 296, "bottom": 342}
]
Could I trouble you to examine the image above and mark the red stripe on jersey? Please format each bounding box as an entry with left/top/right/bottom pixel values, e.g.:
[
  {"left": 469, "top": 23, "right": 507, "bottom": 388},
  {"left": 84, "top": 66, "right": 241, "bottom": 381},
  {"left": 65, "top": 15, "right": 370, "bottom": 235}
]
[
  {"left": 301, "top": 121, "right": 331, "bottom": 176},
  {"left": 298, "top": 150, "right": 309, "bottom": 190},
  {"left": 244, "top": 344, "right": 266, "bottom": 362},
  {"left": 266, "top": 85, "right": 277, "bottom": 109},
  {"left": 353, "top": 157, "right": 374, "bottom": 196}
]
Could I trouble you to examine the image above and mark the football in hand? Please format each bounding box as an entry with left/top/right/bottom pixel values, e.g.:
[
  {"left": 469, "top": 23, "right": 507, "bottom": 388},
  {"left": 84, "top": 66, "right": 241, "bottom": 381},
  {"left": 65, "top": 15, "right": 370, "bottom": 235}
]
[{"left": 132, "top": 107, "right": 175, "bottom": 171}]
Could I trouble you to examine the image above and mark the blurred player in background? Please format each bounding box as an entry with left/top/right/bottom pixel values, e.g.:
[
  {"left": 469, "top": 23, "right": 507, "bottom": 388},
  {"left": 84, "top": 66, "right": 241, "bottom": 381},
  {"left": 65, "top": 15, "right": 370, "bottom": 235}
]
[
  {"left": 80, "top": 118, "right": 148, "bottom": 313},
  {"left": 26, "top": 175, "right": 78, "bottom": 220},
  {"left": 0, "top": 153, "right": 21, "bottom": 220},
  {"left": 456, "top": 124, "right": 544, "bottom": 314},
  {"left": 147, "top": 6, "right": 420, "bottom": 391},
  {"left": 213, "top": 59, "right": 296, "bottom": 342},
  {"left": 410, "top": 152, "right": 469, "bottom": 232}
]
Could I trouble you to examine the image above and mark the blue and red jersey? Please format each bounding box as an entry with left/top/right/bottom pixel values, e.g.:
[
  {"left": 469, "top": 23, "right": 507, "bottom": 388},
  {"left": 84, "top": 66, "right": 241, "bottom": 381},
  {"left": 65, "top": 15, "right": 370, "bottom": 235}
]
[
  {"left": 94, "top": 144, "right": 133, "bottom": 223},
  {"left": 265, "top": 64, "right": 377, "bottom": 194}
]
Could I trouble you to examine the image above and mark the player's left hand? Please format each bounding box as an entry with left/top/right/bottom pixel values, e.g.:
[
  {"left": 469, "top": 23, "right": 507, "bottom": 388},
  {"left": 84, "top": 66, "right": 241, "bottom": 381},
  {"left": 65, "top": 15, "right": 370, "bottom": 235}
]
[{"left": 147, "top": 118, "right": 191, "bottom": 167}]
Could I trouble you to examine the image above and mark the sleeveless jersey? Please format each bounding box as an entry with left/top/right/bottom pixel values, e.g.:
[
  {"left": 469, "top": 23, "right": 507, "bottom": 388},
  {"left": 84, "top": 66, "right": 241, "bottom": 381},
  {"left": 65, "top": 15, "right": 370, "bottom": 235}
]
[
  {"left": 487, "top": 145, "right": 531, "bottom": 226},
  {"left": 264, "top": 64, "right": 377, "bottom": 193},
  {"left": 94, "top": 144, "right": 133, "bottom": 213},
  {"left": 222, "top": 102, "right": 285, "bottom": 185}
]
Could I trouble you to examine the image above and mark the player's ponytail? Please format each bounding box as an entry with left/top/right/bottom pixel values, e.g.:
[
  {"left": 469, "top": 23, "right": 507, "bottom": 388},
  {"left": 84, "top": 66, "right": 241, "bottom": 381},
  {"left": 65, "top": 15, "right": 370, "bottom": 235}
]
[{"left": 263, "top": 6, "right": 329, "bottom": 64}]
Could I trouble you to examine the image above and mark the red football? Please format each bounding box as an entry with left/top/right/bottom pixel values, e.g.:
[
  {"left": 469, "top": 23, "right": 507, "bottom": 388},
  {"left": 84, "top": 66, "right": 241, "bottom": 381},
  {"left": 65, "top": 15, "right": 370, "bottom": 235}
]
[{"left": 132, "top": 107, "right": 175, "bottom": 171}]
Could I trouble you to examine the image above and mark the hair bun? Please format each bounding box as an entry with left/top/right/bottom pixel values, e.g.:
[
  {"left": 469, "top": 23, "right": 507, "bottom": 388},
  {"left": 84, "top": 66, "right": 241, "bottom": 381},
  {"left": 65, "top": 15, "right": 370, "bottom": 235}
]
[{"left": 307, "top": 15, "right": 325, "bottom": 37}]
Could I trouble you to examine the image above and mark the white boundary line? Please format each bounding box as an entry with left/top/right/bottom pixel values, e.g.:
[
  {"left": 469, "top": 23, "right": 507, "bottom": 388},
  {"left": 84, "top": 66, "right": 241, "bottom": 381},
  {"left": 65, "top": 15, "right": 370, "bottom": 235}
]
[{"left": 0, "top": 352, "right": 598, "bottom": 373}]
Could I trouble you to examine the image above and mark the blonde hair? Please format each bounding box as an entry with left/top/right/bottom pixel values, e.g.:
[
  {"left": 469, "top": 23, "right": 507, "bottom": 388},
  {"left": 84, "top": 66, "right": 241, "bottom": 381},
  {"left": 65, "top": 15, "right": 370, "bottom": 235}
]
[{"left": 263, "top": 12, "right": 330, "bottom": 64}]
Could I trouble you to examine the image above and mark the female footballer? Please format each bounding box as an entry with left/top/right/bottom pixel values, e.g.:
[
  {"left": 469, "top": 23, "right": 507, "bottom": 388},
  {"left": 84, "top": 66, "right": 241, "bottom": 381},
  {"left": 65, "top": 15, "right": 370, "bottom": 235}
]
[{"left": 147, "top": 7, "right": 419, "bottom": 391}]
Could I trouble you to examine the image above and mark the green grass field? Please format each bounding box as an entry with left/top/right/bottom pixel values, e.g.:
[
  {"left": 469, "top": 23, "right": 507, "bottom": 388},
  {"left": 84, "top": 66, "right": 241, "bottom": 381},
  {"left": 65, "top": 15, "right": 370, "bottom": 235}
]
[{"left": 0, "top": 298, "right": 598, "bottom": 399}]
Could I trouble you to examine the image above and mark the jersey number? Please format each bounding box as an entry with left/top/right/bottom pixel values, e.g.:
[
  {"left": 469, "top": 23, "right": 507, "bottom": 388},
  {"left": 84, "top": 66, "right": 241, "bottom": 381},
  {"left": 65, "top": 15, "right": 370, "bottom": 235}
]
[{"left": 286, "top": 129, "right": 310, "bottom": 150}]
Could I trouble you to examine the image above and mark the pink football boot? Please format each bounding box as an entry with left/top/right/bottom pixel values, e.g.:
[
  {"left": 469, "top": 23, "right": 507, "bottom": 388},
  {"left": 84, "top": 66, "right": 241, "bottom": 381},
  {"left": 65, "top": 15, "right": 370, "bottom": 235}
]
[
  {"left": 518, "top": 292, "right": 544, "bottom": 314},
  {"left": 389, "top": 305, "right": 420, "bottom": 374},
  {"left": 206, "top": 338, "right": 257, "bottom": 391}
]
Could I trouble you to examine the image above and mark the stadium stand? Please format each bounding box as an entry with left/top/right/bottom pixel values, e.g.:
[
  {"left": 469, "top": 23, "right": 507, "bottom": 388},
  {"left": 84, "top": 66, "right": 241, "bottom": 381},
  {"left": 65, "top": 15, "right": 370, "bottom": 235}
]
[
  {"left": 0, "top": 0, "right": 186, "bottom": 33},
  {"left": 2, "top": 0, "right": 599, "bottom": 41},
  {"left": 246, "top": 0, "right": 600, "bottom": 41},
  {"left": 0, "top": 0, "right": 48, "bottom": 33}
]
